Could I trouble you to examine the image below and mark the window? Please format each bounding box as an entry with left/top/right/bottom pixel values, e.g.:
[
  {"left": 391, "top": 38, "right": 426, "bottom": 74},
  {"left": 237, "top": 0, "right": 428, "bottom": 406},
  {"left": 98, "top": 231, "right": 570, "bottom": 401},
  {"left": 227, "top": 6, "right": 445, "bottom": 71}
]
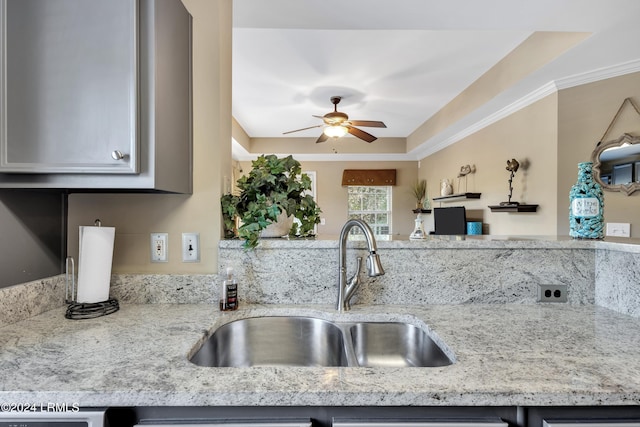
[{"left": 347, "top": 186, "right": 392, "bottom": 237}]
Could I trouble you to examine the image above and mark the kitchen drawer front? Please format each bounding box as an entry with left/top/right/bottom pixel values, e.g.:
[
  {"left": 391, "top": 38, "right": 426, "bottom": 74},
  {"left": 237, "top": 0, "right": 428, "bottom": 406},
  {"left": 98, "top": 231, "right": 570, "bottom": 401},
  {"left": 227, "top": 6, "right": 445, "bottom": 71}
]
[
  {"left": 528, "top": 407, "right": 640, "bottom": 427},
  {"left": 135, "top": 422, "right": 311, "bottom": 427},
  {"left": 333, "top": 419, "right": 509, "bottom": 427},
  {"left": 544, "top": 422, "right": 640, "bottom": 427}
]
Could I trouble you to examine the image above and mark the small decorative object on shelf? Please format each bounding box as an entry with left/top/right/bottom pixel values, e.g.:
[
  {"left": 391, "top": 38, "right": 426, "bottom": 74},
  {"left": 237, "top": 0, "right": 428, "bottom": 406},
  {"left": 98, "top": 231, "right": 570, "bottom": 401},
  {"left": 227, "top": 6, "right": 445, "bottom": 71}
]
[
  {"left": 569, "top": 161, "right": 604, "bottom": 239},
  {"left": 502, "top": 158, "right": 520, "bottom": 207},
  {"left": 409, "top": 210, "right": 430, "bottom": 240},
  {"left": 440, "top": 179, "right": 453, "bottom": 196},
  {"left": 466, "top": 221, "right": 482, "bottom": 235},
  {"left": 489, "top": 158, "right": 538, "bottom": 213},
  {"left": 457, "top": 164, "right": 476, "bottom": 194}
]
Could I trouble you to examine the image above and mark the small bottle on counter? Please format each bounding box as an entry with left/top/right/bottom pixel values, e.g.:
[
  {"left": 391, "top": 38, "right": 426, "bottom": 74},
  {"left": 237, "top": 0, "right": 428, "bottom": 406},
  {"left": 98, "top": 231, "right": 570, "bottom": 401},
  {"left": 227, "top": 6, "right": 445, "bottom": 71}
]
[{"left": 220, "top": 267, "right": 238, "bottom": 311}]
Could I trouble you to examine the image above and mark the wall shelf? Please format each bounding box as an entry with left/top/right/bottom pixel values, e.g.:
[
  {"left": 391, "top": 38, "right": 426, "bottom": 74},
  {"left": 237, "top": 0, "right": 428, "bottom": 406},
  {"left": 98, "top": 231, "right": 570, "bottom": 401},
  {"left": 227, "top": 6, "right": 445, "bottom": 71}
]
[
  {"left": 433, "top": 193, "right": 481, "bottom": 203},
  {"left": 489, "top": 204, "right": 539, "bottom": 213},
  {"left": 412, "top": 209, "right": 432, "bottom": 214}
]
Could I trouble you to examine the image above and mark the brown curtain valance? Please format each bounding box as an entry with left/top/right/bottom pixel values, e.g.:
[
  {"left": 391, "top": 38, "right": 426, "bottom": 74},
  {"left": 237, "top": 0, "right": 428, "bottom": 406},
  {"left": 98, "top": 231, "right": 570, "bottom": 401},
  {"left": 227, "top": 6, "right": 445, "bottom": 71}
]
[{"left": 341, "top": 169, "right": 397, "bottom": 186}]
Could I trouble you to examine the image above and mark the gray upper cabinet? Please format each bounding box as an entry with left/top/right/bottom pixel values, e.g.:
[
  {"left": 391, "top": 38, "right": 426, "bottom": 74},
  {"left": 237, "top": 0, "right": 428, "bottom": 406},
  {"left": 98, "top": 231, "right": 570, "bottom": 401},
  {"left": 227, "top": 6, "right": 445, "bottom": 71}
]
[
  {"left": 0, "top": 0, "right": 193, "bottom": 193},
  {"left": 2, "top": 0, "right": 138, "bottom": 174}
]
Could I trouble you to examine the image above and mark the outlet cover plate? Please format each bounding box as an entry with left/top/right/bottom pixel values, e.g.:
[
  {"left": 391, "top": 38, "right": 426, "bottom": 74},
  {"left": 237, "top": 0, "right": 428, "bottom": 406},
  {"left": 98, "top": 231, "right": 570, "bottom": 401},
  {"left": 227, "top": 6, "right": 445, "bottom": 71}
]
[
  {"left": 182, "top": 232, "right": 200, "bottom": 263},
  {"left": 150, "top": 233, "right": 168, "bottom": 263},
  {"left": 537, "top": 284, "right": 568, "bottom": 303}
]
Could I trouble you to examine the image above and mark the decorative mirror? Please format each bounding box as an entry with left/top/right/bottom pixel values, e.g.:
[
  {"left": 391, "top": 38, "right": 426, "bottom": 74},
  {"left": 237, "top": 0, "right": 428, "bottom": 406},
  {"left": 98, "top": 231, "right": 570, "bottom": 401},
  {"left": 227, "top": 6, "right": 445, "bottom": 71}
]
[{"left": 591, "top": 133, "right": 640, "bottom": 196}]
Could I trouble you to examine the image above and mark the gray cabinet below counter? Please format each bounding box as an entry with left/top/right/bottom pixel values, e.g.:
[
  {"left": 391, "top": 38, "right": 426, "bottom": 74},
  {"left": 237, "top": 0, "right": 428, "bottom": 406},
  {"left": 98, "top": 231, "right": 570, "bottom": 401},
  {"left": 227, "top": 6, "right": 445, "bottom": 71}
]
[{"left": 107, "top": 407, "right": 640, "bottom": 427}]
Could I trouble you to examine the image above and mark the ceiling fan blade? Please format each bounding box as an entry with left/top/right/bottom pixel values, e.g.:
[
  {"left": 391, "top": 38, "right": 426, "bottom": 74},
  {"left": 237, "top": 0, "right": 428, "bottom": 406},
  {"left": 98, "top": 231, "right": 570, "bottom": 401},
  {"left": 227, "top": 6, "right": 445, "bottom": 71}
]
[
  {"left": 346, "top": 126, "right": 377, "bottom": 143},
  {"left": 283, "top": 124, "right": 323, "bottom": 135},
  {"left": 316, "top": 132, "right": 329, "bottom": 143},
  {"left": 348, "top": 120, "right": 387, "bottom": 128}
]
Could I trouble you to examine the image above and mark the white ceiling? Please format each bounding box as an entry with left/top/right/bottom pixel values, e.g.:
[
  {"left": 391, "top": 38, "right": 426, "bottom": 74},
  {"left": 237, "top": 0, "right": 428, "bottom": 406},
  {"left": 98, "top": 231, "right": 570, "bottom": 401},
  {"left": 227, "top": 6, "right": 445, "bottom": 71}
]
[{"left": 232, "top": 0, "right": 640, "bottom": 160}]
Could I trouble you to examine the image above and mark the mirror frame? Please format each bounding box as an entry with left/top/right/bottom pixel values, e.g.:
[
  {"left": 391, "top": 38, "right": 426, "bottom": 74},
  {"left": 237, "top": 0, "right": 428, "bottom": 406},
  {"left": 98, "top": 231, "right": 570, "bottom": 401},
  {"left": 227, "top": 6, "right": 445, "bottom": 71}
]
[{"left": 591, "top": 133, "right": 640, "bottom": 196}]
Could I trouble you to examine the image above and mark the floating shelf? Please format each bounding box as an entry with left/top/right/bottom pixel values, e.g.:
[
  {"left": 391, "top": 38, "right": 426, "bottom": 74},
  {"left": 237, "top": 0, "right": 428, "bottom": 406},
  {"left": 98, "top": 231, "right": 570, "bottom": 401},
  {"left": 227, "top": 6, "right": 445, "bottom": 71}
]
[
  {"left": 433, "top": 192, "right": 481, "bottom": 203},
  {"left": 412, "top": 209, "right": 432, "bottom": 214},
  {"left": 489, "top": 204, "right": 539, "bottom": 213}
]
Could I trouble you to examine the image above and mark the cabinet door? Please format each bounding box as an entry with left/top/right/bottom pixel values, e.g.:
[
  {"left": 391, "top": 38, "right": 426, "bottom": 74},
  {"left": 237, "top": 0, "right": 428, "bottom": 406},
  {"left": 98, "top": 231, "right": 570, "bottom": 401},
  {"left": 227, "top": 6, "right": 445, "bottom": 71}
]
[{"left": 0, "top": 0, "right": 138, "bottom": 173}]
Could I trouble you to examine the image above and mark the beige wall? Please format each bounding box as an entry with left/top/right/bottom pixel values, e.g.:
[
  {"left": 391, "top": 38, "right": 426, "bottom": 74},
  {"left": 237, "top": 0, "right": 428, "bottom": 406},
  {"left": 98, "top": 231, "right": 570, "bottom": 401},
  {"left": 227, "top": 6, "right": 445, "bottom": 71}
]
[
  {"left": 238, "top": 160, "right": 419, "bottom": 236},
  {"left": 557, "top": 71, "right": 640, "bottom": 236},
  {"left": 419, "top": 93, "right": 559, "bottom": 235},
  {"left": 67, "top": 0, "right": 232, "bottom": 274}
]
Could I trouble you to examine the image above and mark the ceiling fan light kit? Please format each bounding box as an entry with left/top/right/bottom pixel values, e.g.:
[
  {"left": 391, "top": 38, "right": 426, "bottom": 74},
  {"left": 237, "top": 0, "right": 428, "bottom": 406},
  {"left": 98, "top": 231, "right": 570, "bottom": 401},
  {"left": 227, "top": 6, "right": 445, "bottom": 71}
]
[
  {"left": 284, "top": 96, "right": 386, "bottom": 143},
  {"left": 324, "top": 125, "right": 348, "bottom": 138}
]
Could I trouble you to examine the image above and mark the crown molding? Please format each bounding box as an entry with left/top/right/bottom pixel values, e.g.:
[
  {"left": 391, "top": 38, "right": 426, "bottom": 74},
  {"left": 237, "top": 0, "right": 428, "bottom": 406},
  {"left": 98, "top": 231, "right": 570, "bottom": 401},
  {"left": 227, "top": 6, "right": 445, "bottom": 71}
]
[
  {"left": 555, "top": 58, "right": 640, "bottom": 90},
  {"left": 410, "top": 81, "right": 559, "bottom": 160},
  {"left": 411, "top": 58, "right": 640, "bottom": 160}
]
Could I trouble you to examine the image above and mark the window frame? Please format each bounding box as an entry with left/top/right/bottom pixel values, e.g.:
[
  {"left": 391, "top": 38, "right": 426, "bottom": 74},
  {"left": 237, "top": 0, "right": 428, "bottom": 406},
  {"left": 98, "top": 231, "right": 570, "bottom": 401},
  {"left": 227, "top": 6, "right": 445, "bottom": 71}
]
[{"left": 347, "top": 185, "right": 393, "bottom": 237}]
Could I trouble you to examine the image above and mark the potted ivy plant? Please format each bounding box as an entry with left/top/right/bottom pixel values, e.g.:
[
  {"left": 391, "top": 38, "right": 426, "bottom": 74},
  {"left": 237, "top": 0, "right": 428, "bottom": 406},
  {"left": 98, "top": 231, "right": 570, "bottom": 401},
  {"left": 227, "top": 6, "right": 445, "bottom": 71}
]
[{"left": 221, "top": 154, "right": 321, "bottom": 248}]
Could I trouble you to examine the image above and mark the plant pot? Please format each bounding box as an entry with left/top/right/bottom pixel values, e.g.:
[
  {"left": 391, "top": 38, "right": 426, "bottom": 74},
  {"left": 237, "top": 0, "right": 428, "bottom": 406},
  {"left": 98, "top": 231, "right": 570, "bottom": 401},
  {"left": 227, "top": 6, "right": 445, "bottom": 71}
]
[{"left": 260, "top": 211, "right": 294, "bottom": 238}]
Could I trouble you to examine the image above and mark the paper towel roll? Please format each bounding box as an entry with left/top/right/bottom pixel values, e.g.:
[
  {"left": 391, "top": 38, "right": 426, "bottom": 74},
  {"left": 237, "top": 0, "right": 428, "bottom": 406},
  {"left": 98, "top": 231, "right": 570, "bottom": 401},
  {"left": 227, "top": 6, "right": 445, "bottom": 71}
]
[{"left": 76, "top": 226, "right": 115, "bottom": 303}]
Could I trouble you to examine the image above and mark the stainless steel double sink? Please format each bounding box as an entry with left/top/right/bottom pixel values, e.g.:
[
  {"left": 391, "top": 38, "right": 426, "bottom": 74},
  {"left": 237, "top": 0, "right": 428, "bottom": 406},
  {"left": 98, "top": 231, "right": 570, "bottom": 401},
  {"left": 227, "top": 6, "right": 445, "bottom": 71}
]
[{"left": 189, "top": 316, "right": 454, "bottom": 368}]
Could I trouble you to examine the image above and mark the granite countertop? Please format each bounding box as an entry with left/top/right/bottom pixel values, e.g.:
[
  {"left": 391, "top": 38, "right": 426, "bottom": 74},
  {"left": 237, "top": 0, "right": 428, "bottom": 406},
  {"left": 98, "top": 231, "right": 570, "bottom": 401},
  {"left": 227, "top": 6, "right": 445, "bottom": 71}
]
[
  {"left": 2, "top": 303, "right": 640, "bottom": 407},
  {"left": 219, "top": 234, "right": 640, "bottom": 252}
]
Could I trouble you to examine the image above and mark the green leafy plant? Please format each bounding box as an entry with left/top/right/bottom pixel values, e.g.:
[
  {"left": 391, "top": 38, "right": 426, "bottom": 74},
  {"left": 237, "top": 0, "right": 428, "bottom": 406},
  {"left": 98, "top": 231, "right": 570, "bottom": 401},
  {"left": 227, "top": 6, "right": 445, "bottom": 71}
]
[
  {"left": 220, "top": 193, "right": 239, "bottom": 239},
  {"left": 222, "top": 154, "right": 321, "bottom": 249}
]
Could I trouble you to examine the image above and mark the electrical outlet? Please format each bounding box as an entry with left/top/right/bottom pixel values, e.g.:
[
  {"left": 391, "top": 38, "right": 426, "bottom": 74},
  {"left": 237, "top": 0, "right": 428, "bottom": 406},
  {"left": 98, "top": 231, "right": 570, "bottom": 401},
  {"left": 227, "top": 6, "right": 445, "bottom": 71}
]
[
  {"left": 150, "top": 233, "right": 168, "bottom": 263},
  {"left": 606, "top": 222, "right": 631, "bottom": 237},
  {"left": 537, "top": 284, "right": 568, "bottom": 303},
  {"left": 182, "top": 232, "right": 200, "bottom": 263}
]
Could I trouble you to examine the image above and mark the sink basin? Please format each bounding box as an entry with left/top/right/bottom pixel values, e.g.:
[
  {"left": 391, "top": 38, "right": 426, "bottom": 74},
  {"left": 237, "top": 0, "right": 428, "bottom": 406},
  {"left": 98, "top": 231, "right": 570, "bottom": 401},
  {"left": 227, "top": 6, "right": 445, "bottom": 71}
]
[
  {"left": 189, "top": 316, "right": 454, "bottom": 368},
  {"left": 349, "top": 322, "right": 453, "bottom": 367},
  {"left": 189, "top": 316, "right": 348, "bottom": 367}
]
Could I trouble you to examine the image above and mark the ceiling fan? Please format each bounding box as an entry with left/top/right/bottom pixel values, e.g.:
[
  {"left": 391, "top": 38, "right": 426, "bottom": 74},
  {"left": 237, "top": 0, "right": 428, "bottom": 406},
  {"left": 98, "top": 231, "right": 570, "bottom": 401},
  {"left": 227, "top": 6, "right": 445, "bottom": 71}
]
[{"left": 283, "top": 96, "right": 387, "bottom": 143}]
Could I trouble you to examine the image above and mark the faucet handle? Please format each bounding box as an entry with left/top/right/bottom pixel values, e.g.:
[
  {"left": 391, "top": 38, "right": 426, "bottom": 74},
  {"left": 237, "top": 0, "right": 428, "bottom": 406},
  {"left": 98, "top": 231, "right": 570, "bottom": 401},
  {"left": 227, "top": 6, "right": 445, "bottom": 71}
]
[
  {"left": 345, "top": 257, "right": 363, "bottom": 310},
  {"left": 347, "top": 256, "right": 363, "bottom": 286},
  {"left": 366, "top": 252, "right": 385, "bottom": 277}
]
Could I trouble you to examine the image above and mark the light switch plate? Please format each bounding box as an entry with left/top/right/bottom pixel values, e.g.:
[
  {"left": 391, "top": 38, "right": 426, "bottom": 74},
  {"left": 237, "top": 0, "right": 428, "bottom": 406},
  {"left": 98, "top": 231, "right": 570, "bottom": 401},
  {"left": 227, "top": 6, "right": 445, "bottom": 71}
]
[
  {"left": 182, "top": 232, "right": 200, "bottom": 263},
  {"left": 150, "top": 233, "right": 168, "bottom": 263}
]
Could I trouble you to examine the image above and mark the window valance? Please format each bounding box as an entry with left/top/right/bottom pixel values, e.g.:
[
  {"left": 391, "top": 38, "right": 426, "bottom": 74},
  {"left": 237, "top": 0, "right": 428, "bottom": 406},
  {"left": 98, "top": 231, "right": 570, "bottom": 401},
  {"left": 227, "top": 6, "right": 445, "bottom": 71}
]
[{"left": 341, "top": 169, "right": 397, "bottom": 186}]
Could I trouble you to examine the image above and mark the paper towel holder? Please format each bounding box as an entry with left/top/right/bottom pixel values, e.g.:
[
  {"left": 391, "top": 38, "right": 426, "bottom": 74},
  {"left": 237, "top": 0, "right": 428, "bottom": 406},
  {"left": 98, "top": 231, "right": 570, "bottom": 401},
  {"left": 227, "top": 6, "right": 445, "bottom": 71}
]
[
  {"left": 65, "top": 256, "right": 76, "bottom": 304},
  {"left": 63, "top": 218, "right": 121, "bottom": 320}
]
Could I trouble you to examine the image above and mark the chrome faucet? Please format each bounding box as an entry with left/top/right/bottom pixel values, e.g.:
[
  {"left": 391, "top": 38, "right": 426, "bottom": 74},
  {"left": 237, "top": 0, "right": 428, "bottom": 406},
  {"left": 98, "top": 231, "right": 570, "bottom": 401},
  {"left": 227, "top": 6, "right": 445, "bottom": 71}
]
[{"left": 337, "top": 219, "right": 385, "bottom": 312}]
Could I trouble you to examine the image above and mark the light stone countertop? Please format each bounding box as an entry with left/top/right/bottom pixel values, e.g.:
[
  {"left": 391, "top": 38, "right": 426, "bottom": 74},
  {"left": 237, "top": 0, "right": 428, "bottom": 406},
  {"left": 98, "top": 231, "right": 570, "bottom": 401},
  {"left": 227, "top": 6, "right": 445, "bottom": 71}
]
[
  {"left": 1, "top": 303, "right": 640, "bottom": 407},
  {"left": 218, "top": 234, "right": 640, "bottom": 251}
]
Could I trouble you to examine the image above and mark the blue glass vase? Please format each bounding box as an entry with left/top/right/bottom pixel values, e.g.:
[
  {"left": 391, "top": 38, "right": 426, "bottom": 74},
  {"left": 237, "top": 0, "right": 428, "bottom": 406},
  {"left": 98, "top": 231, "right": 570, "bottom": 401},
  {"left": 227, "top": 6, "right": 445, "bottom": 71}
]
[{"left": 569, "top": 162, "right": 604, "bottom": 239}]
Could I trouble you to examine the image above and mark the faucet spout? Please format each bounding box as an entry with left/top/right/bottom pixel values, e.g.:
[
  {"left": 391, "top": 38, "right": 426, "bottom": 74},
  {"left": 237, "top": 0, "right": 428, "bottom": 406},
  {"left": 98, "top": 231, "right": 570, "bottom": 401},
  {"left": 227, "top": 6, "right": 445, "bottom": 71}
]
[{"left": 337, "top": 219, "right": 385, "bottom": 312}]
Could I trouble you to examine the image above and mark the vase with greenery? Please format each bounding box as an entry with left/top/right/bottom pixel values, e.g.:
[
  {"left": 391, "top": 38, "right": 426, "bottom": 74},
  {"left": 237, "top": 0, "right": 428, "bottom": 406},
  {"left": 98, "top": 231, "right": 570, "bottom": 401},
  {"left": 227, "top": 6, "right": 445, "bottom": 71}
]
[{"left": 221, "top": 154, "right": 321, "bottom": 248}]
